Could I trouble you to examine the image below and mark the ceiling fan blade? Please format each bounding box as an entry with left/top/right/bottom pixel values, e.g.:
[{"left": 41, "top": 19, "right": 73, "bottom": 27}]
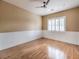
[
  {"left": 46, "top": 0, "right": 50, "bottom": 5},
  {"left": 36, "top": 6, "right": 43, "bottom": 8},
  {"left": 36, "top": 6, "right": 47, "bottom": 8}
]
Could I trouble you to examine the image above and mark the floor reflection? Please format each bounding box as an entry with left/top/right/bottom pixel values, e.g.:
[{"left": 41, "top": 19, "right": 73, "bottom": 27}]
[{"left": 47, "top": 46, "right": 67, "bottom": 59}]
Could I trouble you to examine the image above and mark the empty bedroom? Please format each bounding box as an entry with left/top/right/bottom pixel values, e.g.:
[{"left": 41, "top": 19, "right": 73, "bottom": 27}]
[{"left": 0, "top": 0, "right": 79, "bottom": 59}]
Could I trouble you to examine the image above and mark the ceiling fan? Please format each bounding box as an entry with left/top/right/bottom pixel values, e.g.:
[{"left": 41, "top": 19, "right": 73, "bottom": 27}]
[{"left": 36, "top": 0, "right": 50, "bottom": 8}]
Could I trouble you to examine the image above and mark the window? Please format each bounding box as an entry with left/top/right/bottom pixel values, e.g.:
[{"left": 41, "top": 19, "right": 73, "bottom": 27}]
[{"left": 48, "top": 16, "right": 66, "bottom": 31}]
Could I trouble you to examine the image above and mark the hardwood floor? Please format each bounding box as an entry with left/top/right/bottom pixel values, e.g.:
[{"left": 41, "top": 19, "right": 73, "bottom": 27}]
[{"left": 0, "top": 38, "right": 79, "bottom": 59}]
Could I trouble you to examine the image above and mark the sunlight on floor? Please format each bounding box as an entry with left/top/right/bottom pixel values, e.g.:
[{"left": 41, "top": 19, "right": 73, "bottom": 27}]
[{"left": 47, "top": 46, "right": 67, "bottom": 59}]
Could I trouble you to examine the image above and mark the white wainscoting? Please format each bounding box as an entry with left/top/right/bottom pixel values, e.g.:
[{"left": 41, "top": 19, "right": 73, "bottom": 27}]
[
  {"left": 0, "top": 30, "right": 42, "bottom": 50},
  {"left": 0, "top": 30, "right": 79, "bottom": 50},
  {"left": 43, "top": 30, "right": 79, "bottom": 45}
]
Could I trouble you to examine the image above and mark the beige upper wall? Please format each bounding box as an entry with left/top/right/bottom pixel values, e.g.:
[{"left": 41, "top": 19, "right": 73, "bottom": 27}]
[
  {"left": 0, "top": 0, "right": 42, "bottom": 32},
  {"left": 42, "top": 7, "right": 79, "bottom": 31}
]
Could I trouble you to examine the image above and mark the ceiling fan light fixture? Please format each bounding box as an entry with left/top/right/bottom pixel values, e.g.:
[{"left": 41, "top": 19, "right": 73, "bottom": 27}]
[{"left": 36, "top": 0, "right": 50, "bottom": 8}]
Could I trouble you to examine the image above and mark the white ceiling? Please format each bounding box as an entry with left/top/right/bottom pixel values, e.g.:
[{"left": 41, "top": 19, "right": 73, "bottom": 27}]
[{"left": 3, "top": 0, "right": 79, "bottom": 16}]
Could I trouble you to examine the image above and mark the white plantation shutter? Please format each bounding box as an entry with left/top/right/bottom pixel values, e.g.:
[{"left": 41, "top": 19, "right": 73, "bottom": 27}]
[
  {"left": 52, "top": 19, "right": 55, "bottom": 31},
  {"left": 56, "top": 19, "right": 60, "bottom": 31},
  {"left": 48, "top": 16, "right": 66, "bottom": 32},
  {"left": 48, "top": 20, "right": 52, "bottom": 31},
  {"left": 60, "top": 17, "right": 66, "bottom": 31}
]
